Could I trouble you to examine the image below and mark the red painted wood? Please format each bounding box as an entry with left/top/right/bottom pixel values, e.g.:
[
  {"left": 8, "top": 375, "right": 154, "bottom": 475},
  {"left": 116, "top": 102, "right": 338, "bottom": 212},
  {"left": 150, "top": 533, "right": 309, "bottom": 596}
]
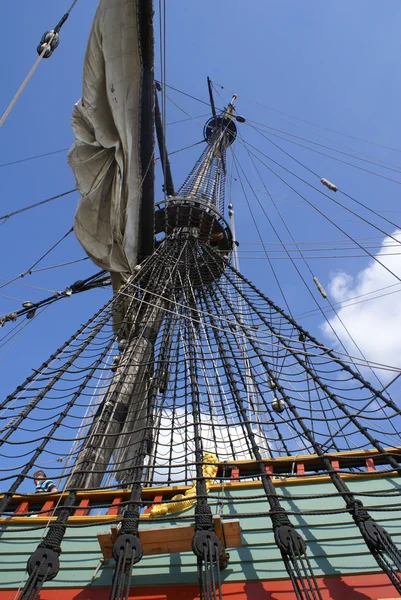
[
  {"left": 264, "top": 464, "right": 273, "bottom": 475},
  {"left": 107, "top": 497, "right": 123, "bottom": 516},
  {"left": 330, "top": 459, "right": 340, "bottom": 471},
  {"left": 41, "top": 501, "right": 55, "bottom": 517},
  {"left": 144, "top": 494, "right": 163, "bottom": 515},
  {"left": 365, "top": 457, "right": 376, "bottom": 472},
  {"left": 0, "top": 572, "right": 397, "bottom": 599},
  {"left": 230, "top": 468, "right": 240, "bottom": 481},
  {"left": 74, "top": 498, "right": 90, "bottom": 517},
  {"left": 14, "top": 501, "right": 29, "bottom": 515},
  {"left": 296, "top": 462, "right": 305, "bottom": 475}
]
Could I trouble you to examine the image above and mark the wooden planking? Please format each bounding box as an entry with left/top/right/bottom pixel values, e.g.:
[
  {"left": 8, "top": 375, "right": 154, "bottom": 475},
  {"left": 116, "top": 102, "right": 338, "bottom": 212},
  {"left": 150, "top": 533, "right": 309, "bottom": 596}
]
[
  {"left": 2, "top": 470, "right": 400, "bottom": 527},
  {"left": 0, "top": 475, "right": 400, "bottom": 589},
  {"left": 97, "top": 517, "right": 241, "bottom": 559}
]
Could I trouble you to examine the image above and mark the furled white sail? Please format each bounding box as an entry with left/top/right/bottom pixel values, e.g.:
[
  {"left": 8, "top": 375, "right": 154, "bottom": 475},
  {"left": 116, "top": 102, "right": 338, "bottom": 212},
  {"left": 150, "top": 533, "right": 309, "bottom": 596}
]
[{"left": 68, "top": 0, "right": 142, "bottom": 274}]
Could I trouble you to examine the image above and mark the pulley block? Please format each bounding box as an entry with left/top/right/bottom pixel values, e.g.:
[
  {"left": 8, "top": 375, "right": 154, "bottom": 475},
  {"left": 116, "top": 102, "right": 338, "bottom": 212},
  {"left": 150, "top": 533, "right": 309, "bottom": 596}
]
[
  {"left": 192, "top": 530, "right": 223, "bottom": 561},
  {"left": 27, "top": 547, "right": 60, "bottom": 581},
  {"left": 274, "top": 525, "right": 306, "bottom": 556},
  {"left": 37, "top": 30, "right": 60, "bottom": 58},
  {"left": 112, "top": 534, "right": 143, "bottom": 565},
  {"left": 360, "top": 519, "right": 392, "bottom": 551}
]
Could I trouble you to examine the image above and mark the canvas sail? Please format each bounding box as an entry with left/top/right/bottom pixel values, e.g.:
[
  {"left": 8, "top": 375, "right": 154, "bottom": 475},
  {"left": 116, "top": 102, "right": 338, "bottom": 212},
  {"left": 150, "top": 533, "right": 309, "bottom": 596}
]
[
  {"left": 68, "top": 0, "right": 153, "bottom": 275},
  {"left": 67, "top": 0, "right": 156, "bottom": 490}
]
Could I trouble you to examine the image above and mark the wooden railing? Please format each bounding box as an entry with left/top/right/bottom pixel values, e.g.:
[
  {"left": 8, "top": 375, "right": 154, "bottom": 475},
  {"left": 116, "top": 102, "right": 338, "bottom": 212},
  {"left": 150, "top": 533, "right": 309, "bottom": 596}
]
[{"left": 1, "top": 446, "right": 399, "bottom": 522}]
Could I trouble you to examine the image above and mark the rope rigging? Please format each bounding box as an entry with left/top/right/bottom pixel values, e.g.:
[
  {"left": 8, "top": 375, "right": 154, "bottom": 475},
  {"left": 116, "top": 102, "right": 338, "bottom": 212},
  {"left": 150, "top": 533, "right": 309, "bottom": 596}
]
[
  {"left": 0, "top": 190, "right": 77, "bottom": 223},
  {"left": 2, "top": 232, "right": 401, "bottom": 597},
  {"left": 1, "top": 76, "right": 400, "bottom": 600},
  {"left": 211, "top": 80, "right": 401, "bottom": 155},
  {"left": 237, "top": 137, "right": 401, "bottom": 287},
  {"left": 0, "top": 270, "right": 108, "bottom": 327},
  {"left": 234, "top": 135, "right": 395, "bottom": 395},
  {"left": 247, "top": 121, "right": 401, "bottom": 181},
  {"left": 0, "top": 1, "right": 80, "bottom": 128}
]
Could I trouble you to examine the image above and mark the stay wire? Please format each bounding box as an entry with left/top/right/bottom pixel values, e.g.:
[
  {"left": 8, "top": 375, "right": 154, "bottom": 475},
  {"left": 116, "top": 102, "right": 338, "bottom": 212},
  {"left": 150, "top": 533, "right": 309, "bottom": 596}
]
[
  {"left": 247, "top": 121, "right": 401, "bottom": 177},
  {"left": 0, "top": 228, "right": 74, "bottom": 291},
  {"left": 230, "top": 142, "right": 293, "bottom": 321},
  {"left": 231, "top": 153, "right": 293, "bottom": 316},
  {"left": 155, "top": 81, "right": 214, "bottom": 109},
  {"left": 235, "top": 132, "right": 372, "bottom": 382},
  {"left": 0, "top": 43, "right": 54, "bottom": 128},
  {"left": 250, "top": 123, "right": 401, "bottom": 231},
  {"left": 295, "top": 284, "right": 401, "bottom": 320},
  {"left": 237, "top": 137, "right": 401, "bottom": 286},
  {"left": 241, "top": 145, "right": 390, "bottom": 395},
  {"left": 0, "top": 190, "right": 77, "bottom": 223},
  {"left": 212, "top": 80, "right": 401, "bottom": 154},
  {"left": 0, "top": 148, "right": 69, "bottom": 170},
  {"left": 0, "top": 0, "right": 80, "bottom": 128}
]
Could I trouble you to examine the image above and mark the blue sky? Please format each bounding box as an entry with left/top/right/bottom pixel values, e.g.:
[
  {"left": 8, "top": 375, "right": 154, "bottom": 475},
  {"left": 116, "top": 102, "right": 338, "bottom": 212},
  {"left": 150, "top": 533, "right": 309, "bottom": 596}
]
[{"left": 1, "top": 0, "right": 401, "bottom": 399}]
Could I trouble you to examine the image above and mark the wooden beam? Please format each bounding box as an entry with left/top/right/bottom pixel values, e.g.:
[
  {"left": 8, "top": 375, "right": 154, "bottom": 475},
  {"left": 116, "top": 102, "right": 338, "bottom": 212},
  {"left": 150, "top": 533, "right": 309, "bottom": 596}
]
[
  {"left": 144, "top": 494, "right": 163, "bottom": 515},
  {"left": 97, "top": 516, "right": 241, "bottom": 560},
  {"left": 365, "top": 457, "right": 376, "bottom": 472},
  {"left": 107, "top": 497, "right": 123, "bottom": 516},
  {"left": 14, "top": 501, "right": 29, "bottom": 515},
  {"left": 41, "top": 500, "right": 55, "bottom": 517},
  {"left": 74, "top": 498, "right": 90, "bottom": 517}
]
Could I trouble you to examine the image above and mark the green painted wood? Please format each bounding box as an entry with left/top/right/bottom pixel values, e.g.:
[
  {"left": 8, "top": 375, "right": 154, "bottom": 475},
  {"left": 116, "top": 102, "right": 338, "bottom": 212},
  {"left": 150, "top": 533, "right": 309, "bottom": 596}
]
[{"left": 0, "top": 475, "right": 400, "bottom": 588}]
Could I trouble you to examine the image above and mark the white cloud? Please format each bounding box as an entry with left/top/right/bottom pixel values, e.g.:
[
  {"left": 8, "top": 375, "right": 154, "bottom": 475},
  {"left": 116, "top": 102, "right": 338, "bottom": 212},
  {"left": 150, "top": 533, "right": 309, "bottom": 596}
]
[
  {"left": 321, "top": 229, "right": 401, "bottom": 383},
  {"left": 150, "top": 407, "right": 270, "bottom": 482}
]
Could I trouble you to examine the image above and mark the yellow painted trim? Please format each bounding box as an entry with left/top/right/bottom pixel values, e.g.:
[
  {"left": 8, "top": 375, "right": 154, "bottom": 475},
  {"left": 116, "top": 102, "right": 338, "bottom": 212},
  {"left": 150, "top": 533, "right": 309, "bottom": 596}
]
[
  {"left": 228, "top": 445, "right": 401, "bottom": 465},
  {"left": 1, "top": 470, "right": 399, "bottom": 527},
  {"left": 4, "top": 467, "right": 399, "bottom": 502},
  {"left": 2, "top": 446, "right": 399, "bottom": 506},
  {"left": 0, "top": 515, "right": 122, "bottom": 526}
]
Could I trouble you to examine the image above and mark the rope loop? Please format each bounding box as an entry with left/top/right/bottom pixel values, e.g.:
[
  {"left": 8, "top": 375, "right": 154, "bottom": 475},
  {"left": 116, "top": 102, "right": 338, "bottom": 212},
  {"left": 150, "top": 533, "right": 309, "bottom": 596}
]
[
  {"left": 120, "top": 503, "right": 140, "bottom": 536},
  {"left": 269, "top": 506, "right": 292, "bottom": 529}
]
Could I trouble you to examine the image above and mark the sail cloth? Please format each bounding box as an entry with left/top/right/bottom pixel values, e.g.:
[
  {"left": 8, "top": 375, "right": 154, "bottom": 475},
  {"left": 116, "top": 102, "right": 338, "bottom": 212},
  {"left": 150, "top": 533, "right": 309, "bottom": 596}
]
[{"left": 68, "top": 0, "right": 154, "bottom": 275}]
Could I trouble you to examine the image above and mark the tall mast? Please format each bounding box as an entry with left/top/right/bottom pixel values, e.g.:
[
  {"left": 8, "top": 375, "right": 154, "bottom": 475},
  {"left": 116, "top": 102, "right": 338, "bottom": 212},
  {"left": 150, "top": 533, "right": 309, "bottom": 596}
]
[
  {"left": 68, "top": 95, "right": 239, "bottom": 490},
  {"left": 5, "top": 84, "right": 401, "bottom": 600}
]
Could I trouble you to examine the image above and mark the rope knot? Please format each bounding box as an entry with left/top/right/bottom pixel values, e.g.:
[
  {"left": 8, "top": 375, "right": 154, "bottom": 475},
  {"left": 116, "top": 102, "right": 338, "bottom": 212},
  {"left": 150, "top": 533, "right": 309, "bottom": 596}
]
[
  {"left": 120, "top": 503, "right": 140, "bottom": 536},
  {"left": 348, "top": 499, "right": 370, "bottom": 523},
  {"left": 194, "top": 502, "right": 214, "bottom": 532}
]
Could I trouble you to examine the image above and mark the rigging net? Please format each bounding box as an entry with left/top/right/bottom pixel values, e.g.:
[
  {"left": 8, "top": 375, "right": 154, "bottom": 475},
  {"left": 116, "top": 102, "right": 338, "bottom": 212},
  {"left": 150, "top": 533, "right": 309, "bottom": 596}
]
[
  {"left": 2, "top": 214, "right": 401, "bottom": 598},
  {"left": 2, "top": 86, "right": 401, "bottom": 600}
]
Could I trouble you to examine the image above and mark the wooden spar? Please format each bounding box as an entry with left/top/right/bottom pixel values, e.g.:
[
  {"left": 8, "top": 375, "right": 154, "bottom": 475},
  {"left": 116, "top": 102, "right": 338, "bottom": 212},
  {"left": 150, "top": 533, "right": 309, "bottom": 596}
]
[
  {"left": 67, "top": 0, "right": 158, "bottom": 490},
  {"left": 155, "top": 87, "right": 175, "bottom": 197},
  {"left": 137, "top": 0, "right": 155, "bottom": 262}
]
